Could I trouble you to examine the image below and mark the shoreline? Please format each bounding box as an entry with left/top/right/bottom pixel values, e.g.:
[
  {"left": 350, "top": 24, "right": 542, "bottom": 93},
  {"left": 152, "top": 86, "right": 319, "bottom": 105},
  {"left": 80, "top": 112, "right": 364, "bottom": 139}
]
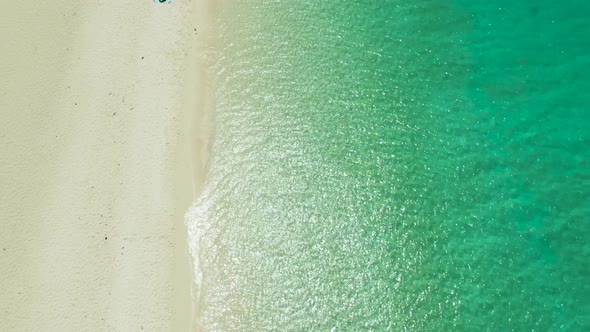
[
  {"left": 0, "top": 1, "right": 205, "bottom": 330},
  {"left": 185, "top": 1, "right": 218, "bottom": 328}
]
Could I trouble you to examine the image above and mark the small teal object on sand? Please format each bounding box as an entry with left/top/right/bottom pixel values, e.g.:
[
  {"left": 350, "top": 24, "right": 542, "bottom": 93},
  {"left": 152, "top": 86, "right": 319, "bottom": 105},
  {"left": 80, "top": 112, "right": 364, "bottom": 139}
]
[{"left": 154, "top": 0, "right": 172, "bottom": 3}]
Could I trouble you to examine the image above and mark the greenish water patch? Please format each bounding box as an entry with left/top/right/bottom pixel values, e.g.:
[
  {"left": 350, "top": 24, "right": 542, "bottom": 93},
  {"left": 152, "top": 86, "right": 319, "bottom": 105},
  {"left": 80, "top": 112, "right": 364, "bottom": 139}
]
[{"left": 188, "top": 0, "right": 590, "bottom": 330}]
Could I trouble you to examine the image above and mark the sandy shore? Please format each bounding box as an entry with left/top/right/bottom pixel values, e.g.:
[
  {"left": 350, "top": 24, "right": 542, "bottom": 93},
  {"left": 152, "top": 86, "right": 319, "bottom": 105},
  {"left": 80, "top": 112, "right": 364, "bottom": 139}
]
[{"left": 0, "top": 1, "right": 206, "bottom": 330}]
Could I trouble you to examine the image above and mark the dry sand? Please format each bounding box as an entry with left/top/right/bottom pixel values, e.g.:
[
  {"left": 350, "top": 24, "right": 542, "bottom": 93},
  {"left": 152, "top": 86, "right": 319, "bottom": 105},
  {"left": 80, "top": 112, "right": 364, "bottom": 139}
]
[{"left": 0, "top": 1, "right": 208, "bottom": 330}]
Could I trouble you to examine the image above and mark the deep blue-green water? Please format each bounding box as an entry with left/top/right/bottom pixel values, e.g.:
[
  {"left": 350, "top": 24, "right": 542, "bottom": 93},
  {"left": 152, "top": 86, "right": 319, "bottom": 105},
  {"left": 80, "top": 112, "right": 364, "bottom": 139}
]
[{"left": 188, "top": 0, "right": 590, "bottom": 330}]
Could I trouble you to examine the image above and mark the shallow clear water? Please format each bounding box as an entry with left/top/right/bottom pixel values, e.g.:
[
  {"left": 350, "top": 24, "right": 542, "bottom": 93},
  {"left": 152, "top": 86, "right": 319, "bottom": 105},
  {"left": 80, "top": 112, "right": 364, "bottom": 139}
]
[{"left": 188, "top": 1, "right": 590, "bottom": 330}]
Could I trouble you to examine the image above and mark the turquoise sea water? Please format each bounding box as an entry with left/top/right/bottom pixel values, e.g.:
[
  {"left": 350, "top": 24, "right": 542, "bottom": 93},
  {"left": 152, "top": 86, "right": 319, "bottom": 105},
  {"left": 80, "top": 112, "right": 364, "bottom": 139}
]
[{"left": 188, "top": 0, "right": 590, "bottom": 330}]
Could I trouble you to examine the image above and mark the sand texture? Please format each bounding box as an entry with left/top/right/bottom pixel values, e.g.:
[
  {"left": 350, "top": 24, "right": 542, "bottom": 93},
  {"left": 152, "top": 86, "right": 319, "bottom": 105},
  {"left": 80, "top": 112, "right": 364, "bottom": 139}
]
[{"left": 0, "top": 1, "right": 203, "bottom": 330}]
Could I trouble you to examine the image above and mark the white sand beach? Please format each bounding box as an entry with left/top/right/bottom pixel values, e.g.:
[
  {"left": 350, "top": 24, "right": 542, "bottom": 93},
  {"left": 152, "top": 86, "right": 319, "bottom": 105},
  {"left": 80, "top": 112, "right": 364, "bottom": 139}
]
[{"left": 0, "top": 1, "right": 209, "bottom": 330}]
